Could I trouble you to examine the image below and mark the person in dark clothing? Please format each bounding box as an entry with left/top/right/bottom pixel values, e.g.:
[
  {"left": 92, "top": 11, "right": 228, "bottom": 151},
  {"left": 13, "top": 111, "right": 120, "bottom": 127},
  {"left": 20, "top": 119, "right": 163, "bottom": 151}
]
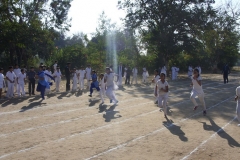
[
  {"left": 65, "top": 62, "right": 71, "bottom": 91},
  {"left": 27, "top": 67, "right": 36, "bottom": 96},
  {"left": 223, "top": 64, "right": 230, "bottom": 84},
  {"left": 125, "top": 66, "right": 131, "bottom": 85}
]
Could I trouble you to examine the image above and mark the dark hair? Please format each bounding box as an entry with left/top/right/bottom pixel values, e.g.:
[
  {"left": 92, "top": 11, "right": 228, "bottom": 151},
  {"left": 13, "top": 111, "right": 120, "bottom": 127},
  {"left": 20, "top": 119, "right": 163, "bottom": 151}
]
[
  {"left": 21, "top": 69, "right": 24, "bottom": 72},
  {"left": 154, "top": 69, "right": 159, "bottom": 73},
  {"left": 9, "top": 66, "right": 13, "bottom": 69},
  {"left": 105, "top": 67, "right": 110, "bottom": 71},
  {"left": 160, "top": 72, "right": 165, "bottom": 77},
  {"left": 30, "top": 67, "right": 34, "bottom": 69},
  {"left": 39, "top": 66, "right": 43, "bottom": 69},
  {"left": 194, "top": 68, "right": 200, "bottom": 77},
  {"left": 0, "top": 68, "right": 3, "bottom": 71}
]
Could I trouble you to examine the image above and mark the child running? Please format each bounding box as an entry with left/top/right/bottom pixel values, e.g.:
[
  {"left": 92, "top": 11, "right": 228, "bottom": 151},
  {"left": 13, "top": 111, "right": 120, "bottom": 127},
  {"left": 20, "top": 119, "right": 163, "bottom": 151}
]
[
  {"left": 155, "top": 73, "right": 169, "bottom": 118},
  {"left": 234, "top": 86, "right": 240, "bottom": 126},
  {"left": 104, "top": 67, "right": 118, "bottom": 104},
  {"left": 99, "top": 73, "right": 105, "bottom": 103},
  {"left": 36, "top": 66, "right": 50, "bottom": 100},
  {"left": 17, "top": 69, "right": 26, "bottom": 97},
  {"left": 88, "top": 70, "right": 100, "bottom": 97},
  {"left": 190, "top": 68, "right": 207, "bottom": 115},
  {"left": 152, "top": 69, "right": 160, "bottom": 104}
]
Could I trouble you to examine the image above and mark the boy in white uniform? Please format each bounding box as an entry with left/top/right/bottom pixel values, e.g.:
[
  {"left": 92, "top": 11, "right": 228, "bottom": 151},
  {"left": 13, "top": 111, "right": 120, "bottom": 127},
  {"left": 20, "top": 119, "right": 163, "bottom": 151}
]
[
  {"left": 188, "top": 65, "right": 193, "bottom": 78},
  {"left": 104, "top": 67, "right": 118, "bottom": 104},
  {"left": 155, "top": 73, "right": 169, "bottom": 118},
  {"left": 175, "top": 67, "right": 179, "bottom": 79},
  {"left": 131, "top": 66, "right": 138, "bottom": 84},
  {"left": 13, "top": 64, "right": 21, "bottom": 93},
  {"left": 85, "top": 64, "right": 92, "bottom": 89},
  {"left": 99, "top": 74, "right": 105, "bottom": 103},
  {"left": 152, "top": 69, "right": 160, "bottom": 104},
  {"left": 161, "top": 65, "right": 167, "bottom": 75},
  {"left": 78, "top": 66, "right": 86, "bottom": 90},
  {"left": 142, "top": 67, "right": 148, "bottom": 83},
  {"left": 190, "top": 68, "right": 206, "bottom": 115},
  {"left": 17, "top": 69, "right": 26, "bottom": 97},
  {"left": 234, "top": 86, "right": 240, "bottom": 126},
  {"left": 72, "top": 68, "right": 78, "bottom": 92},
  {"left": 6, "top": 66, "right": 16, "bottom": 98},
  {"left": 53, "top": 66, "right": 62, "bottom": 92},
  {"left": 46, "top": 67, "right": 52, "bottom": 82},
  {"left": 53, "top": 61, "right": 57, "bottom": 72},
  {"left": 0, "top": 68, "right": 4, "bottom": 99}
]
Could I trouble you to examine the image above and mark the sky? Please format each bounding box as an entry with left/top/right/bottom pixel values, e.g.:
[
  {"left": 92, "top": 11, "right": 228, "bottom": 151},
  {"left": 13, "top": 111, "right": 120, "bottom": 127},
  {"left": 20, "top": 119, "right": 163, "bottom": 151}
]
[
  {"left": 68, "top": 0, "right": 125, "bottom": 36},
  {"left": 67, "top": 0, "right": 239, "bottom": 36}
]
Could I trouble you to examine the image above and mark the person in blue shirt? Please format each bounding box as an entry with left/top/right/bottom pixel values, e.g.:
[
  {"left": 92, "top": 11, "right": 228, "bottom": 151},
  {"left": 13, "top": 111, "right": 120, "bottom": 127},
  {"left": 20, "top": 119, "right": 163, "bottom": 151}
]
[
  {"left": 88, "top": 70, "right": 100, "bottom": 97},
  {"left": 36, "top": 66, "right": 50, "bottom": 100}
]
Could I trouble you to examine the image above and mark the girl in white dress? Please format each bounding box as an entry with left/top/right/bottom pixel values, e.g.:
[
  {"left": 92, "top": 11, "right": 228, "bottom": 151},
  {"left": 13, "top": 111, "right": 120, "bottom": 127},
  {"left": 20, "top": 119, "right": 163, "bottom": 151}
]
[
  {"left": 190, "top": 68, "right": 206, "bottom": 116},
  {"left": 72, "top": 68, "right": 78, "bottom": 92},
  {"left": 155, "top": 73, "right": 169, "bottom": 118}
]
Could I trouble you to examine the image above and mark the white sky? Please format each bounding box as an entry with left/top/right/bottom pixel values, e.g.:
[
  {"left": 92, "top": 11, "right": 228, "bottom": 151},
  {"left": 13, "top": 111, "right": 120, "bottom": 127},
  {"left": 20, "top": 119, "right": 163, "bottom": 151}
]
[
  {"left": 68, "top": 0, "right": 125, "bottom": 36},
  {"left": 67, "top": 0, "right": 239, "bottom": 36}
]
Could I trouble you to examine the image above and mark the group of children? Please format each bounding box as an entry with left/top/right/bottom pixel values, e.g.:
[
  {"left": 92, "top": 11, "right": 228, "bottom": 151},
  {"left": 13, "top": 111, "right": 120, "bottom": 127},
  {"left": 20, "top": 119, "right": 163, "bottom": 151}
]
[
  {"left": 0, "top": 63, "right": 239, "bottom": 127},
  {"left": 152, "top": 67, "right": 207, "bottom": 118}
]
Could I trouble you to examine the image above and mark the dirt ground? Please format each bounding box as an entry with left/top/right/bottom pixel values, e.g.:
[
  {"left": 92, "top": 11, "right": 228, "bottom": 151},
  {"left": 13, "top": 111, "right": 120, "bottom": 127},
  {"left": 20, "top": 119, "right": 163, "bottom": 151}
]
[{"left": 0, "top": 73, "right": 240, "bottom": 160}]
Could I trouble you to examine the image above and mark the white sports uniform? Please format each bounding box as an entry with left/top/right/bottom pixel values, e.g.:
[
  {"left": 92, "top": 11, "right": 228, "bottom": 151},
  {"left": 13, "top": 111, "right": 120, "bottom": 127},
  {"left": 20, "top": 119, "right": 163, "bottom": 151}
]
[
  {"left": 171, "top": 66, "right": 176, "bottom": 80},
  {"left": 175, "top": 67, "right": 179, "bottom": 79},
  {"left": 156, "top": 80, "right": 169, "bottom": 115},
  {"left": 78, "top": 69, "right": 86, "bottom": 89},
  {"left": 190, "top": 76, "right": 206, "bottom": 110},
  {"left": 53, "top": 70, "right": 61, "bottom": 92},
  {"left": 99, "top": 78, "right": 105, "bottom": 103},
  {"left": 6, "top": 71, "right": 16, "bottom": 98},
  {"left": 53, "top": 63, "right": 57, "bottom": 71},
  {"left": 104, "top": 72, "right": 118, "bottom": 103},
  {"left": 13, "top": 68, "right": 21, "bottom": 93},
  {"left": 188, "top": 66, "right": 193, "bottom": 78},
  {"left": 85, "top": 67, "right": 92, "bottom": 88},
  {"left": 0, "top": 73, "right": 4, "bottom": 89},
  {"left": 132, "top": 68, "right": 138, "bottom": 84},
  {"left": 153, "top": 75, "right": 160, "bottom": 102},
  {"left": 235, "top": 86, "right": 240, "bottom": 126},
  {"left": 17, "top": 73, "right": 26, "bottom": 96},
  {"left": 161, "top": 66, "right": 167, "bottom": 75},
  {"left": 72, "top": 72, "right": 78, "bottom": 91},
  {"left": 142, "top": 67, "right": 147, "bottom": 83}
]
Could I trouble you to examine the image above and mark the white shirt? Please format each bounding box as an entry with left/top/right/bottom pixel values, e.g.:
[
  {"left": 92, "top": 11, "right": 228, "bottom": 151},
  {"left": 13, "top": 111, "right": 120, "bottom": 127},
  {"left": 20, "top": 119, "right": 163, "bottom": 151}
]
[
  {"left": 13, "top": 68, "right": 21, "bottom": 76},
  {"left": 191, "top": 76, "right": 203, "bottom": 93},
  {"left": 53, "top": 63, "right": 57, "bottom": 70},
  {"left": 86, "top": 67, "right": 91, "bottom": 75},
  {"left": 104, "top": 73, "right": 115, "bottom": 87},
  {"left": 78, "top": 69, "right": 86, "bottom": 78},
  {"left": 132, "top": 68, "right": 138, "bottom": 74},
  {"left": 0, "top": 73, "right": 4, "bottom": 87},
  {"left": 73, "top": 72, "right": 77, "bottom": 79},
  {"left": 236, "top": 86, "right": 240, "bottom": 101},
  {"left": 161, "top": 66, "right": 166, "bottom": 73},
  {"left": 6, "top": 71, "right": 16, "bottom": 82},
  {"left": 156, "top": 80, "right": 169, "bottom": 95},
  {"left": 53, "top": 70, "right": 62, "bottom": 78},
  {"left": 100, "top": 78, "right": 105, "bottom": 88},
  {"left": 154, "top": 75, "right": 160, "bottom": 84},
  {"left": 18, "top": 73, "right": 26, "bottom": 84},
  {"left": 143, "top": 68, "right": 146, "bottom": 72},
  {"left": 118, "top": 65, "right": 123, "bottom": 74}
]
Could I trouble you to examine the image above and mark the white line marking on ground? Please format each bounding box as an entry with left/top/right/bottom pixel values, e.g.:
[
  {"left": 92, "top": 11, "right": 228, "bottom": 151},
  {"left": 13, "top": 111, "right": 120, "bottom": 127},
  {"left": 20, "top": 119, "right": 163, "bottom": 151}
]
[
  {"left": 0, "top": 84, "right": 234, "bottom": 137},
  {"left": 84, "top": 97, "right": 233, "bottom": 160},
  {"left": 180, "top": 116, "right": 237, "bottom": 160},
  {"left": 0, "top": 94, "right": 233, "bottom": 159}
]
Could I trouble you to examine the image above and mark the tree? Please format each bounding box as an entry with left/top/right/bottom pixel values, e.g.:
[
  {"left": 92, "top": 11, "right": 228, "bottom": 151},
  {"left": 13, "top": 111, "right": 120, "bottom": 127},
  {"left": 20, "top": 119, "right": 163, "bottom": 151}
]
[
  {"left": 0, "top": 0, "right": 72, "bottom": 67},
  {"left": 118, "top": 0, "right": 216, "bottom": 71}
]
